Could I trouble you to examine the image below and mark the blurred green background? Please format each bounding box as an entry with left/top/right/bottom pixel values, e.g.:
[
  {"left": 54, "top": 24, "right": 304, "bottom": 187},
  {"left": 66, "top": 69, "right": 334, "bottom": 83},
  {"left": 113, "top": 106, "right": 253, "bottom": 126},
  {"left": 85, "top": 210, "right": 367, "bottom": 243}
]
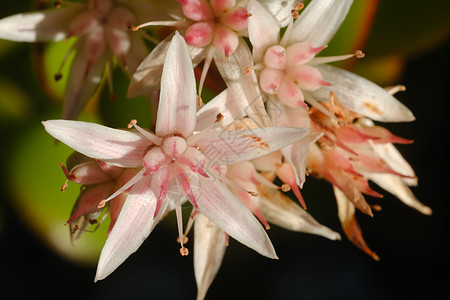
[{"left": 0, "top": 1, "right": 448, "bottom": 299}]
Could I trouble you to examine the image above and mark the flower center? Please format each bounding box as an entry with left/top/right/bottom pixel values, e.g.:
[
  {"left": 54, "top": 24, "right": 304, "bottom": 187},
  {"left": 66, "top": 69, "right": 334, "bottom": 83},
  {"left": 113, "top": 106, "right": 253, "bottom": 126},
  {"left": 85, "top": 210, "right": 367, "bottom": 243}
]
[{"left": 162, "top": 136, "right": 187, "bottom": 161}]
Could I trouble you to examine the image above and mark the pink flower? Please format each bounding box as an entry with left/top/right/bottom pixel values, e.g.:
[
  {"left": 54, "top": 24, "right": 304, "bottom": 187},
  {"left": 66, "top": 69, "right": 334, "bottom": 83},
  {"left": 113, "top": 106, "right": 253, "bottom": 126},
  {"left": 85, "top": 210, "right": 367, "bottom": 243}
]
[
  {"left": 0, "top": 0, "right": 164, "bottom": 119},
  {"left": 43, "top": 32, "right": 310, "bottom": 281}
]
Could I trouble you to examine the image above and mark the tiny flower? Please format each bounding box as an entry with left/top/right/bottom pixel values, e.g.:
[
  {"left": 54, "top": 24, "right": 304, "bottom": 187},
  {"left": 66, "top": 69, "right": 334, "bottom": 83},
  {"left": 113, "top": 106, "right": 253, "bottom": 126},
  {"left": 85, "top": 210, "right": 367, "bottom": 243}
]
[
  {"left": 43, "top": 32, "right": 310, "bottom": 281},
  {"left": 0, "top": 0, "right": 164, "bottom": 119}
]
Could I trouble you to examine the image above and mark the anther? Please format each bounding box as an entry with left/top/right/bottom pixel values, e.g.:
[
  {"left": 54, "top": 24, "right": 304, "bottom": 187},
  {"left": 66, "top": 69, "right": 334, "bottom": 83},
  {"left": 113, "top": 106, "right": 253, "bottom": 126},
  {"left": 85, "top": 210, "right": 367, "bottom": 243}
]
[
  {"left": 179, "top": 247, "right": 189, "bottom": 256},
  {"left": 355, "top": 50, "right": 365, "bottom": 58},
  {"left": 71, "top": 225, "right": 79, "bottom": 234},
  {"left": 54, "top": 73, "right": 63, "bottom": 81},
  {"left": 98, "top": 199, "right": 106, "bottom": 209},
  {"left": 127, "top": 119, "right": 137, "bottom": 129},
  {"left": 177, "top": 236, "right": 189, "bottom": 244},
  {"left": 248, "top": 13, "right": 252, "bottom": 17},
  {"left": 61, "top": 181, "right": 68, "bottom": 192},
  {"left": 281, "top": 183, "right": 290, "bottom": 192},
  {"left": 248, "top": 191, "right": 259, "bottom": 197},
  {"left": 54, "top": 1, "right": 63, "bottom": 8},
  {"left": 128, "top": 25, "right": 139, "bottom": 31},
  {"left": 215, "top": 113, "right": 224, "bottom": 123},
  {"left": 245, "top": 66, "right": 252, "bottom": 75}
]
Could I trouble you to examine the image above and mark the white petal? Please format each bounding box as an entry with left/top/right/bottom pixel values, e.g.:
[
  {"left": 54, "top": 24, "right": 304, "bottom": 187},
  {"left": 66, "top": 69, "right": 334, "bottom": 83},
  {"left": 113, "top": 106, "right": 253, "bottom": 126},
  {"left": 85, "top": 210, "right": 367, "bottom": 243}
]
[
  {"left": 214, "top": 38, "right": 272, "bottom": 127},
  {"left": 95, "top": 175, "right": 165, "bottom": 281},
  {"left": 62, "top": 49, "right": 107, "bottom": 120},
  {"left": 308, "top": 64, "right": 415, "bottom": 122},
  {"left": 194, "top": 214, "right": 227, "bottom": 300},
  {"left": 288, "top": 0, "right": 353, "bottom": 46},
  {"left": 248, "top": 0, "right": 280, "bottom": 63},
  {"left": 156, "top": 32, "right": 197, "bottom": 138},
  {"left": 195, "top": 175, "right": 277, "bottom": 259},
  {"left": 42, "top": 120, "right": 151, "bottom": 168},
  {"left": 123, "top": 31, "right": 149, "bottom": 75},
  {"left": 127, "top": 32, "right": 207, "bottom": 98},
  {"left": 195, "top": 126, "right": 310, "bottom": 164},
  {"left": 266, "top": 101, "right": 318, "bottom": 187},
  {"left": 259, "top": 187, "right": 341, "bottom": 240},
  {"left": 368, "top": 173, "right": 432, "bottom": 215},
  {"left": 0, "top": 5, "right": 82, "bottom": 42},
  {"left": 262, "top": 0, "right": 302, "bottom": 27},
  {"left": 195, "top": 84, "right": 249, "bottom": 131},
  {"left": 369, "top": 140, "right": 417, "bottom": 186}
]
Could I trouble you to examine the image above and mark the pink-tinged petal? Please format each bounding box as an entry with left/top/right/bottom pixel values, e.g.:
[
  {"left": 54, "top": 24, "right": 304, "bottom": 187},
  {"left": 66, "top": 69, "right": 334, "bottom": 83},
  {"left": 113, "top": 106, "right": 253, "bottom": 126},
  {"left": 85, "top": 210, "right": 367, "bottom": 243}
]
[
  {"left": 67, "top": 11, "right": 98, "bottom": 38},
  {"left": 289, "top": 0, "right": 353, "bottom": 46},
  {"left": 179, "top": 0, "right": 214, "bottom": 21},
  {"left": 194, "top": 126, "right": 309, "bottom": 164},
  {"left": 150, "top": 166, "right": 173, "bottom": 218},
  {"left": 66, "top": 182, "right": 115, "bottom": 224},
  {"left": 195, "top": 175, "right": 278, "bottom": 259},
  {"left": 61, "top": 159, "right": 122, "bottom": 185},
  {"left": 124, "top": 31, "right": 149, "bottom": 74},
  {"left": 334, "top": 186, "right": 380, "bottom": 261},
  {"left": 142, "top": 147, "right": 169, "bottom": 174},
  {"left": 62, "top": 49, "right": 107, "bottom": 120},
  {"left": 263, "top": 45, "right": 286, "bottom": 70},
  {"left": 290, "top": 65, "right": 330, "bottom": 91},
  {"left": 210, "top": 0, "right": 236, "bottom": 15},
  {"left": 275, "top": 163, "right": 307, "bottom": 209},
  {"left": 107, "top": 192, "right": 127, "bottom": 235},
  {"left": 227, "top": 162, "right": 269, "bottom": 229},
  {"left": 178, "top": 147, "right": 209, "bottom": 177},
  {"left": 286, "top": 42, "right": 326, "bottom": 66},
  {"left": 368, "top": 173, "right": 432, "bottom": 216},
  {"left": 185, "top": 21, "right": 214, "bottom": 48},
  {"left": 83, "top": 26, "right": 107, "bottom": 75},
  {"left": 194, "top": 213, "right": 227, "bottom": 300},
  {"left": 106, "top": 28, "right": 130, "bottom": 67},
  {"left": 310, "top": 64, "right": 415, "bottom": 122},
  {"left": 221, "top": 6, "right": 249, "bottom": 31},
  {"left": 277, "top": 76, "right": 306, "bottom": 108},
  {"left": 156, "top": 32, "right": 197, "bottom": 138},
  {"left": 42, "top": 120, "right": 151, "bottom": 168},
  {"left": 259, "top": 68, "right": 283, "bottom": 94},
  {"left": 248, "top": 0, "right": 280, "bottom": 63},
  {"left": 213, "top": 24, "right": 239, "bottom": 58},
  {"left": 95, "top": 175, "right": 161, "bottom": 281},
  {"left": 0, "top": 5, "right": 83, "bottom": 42},
  {"left": 259, "top": 186, "right": 341, "bottom": 240}
]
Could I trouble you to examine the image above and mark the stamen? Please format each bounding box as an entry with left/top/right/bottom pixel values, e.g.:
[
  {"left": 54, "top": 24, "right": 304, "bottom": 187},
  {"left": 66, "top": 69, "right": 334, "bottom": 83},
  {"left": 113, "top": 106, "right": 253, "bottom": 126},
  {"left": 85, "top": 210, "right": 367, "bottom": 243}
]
[
  {"left": 128, "top": 20, "right": 189, "bottom": 31},
  {"left": 127, "top": 119, "right": 162, "bottom": 145},
  {"left": 175, "top": 205, "right": 189, "bottom": 256},
  {"left": 54, "top": 1, "right": 63, "bottom": 8},
  {"left": 100, "top": 168, "right": 146, "bottom": 207},
  {"left": 209, "top": 168, "right": 259, "bottom": 196},
  {"left": 187, "top": 113, "right": 224, "bottom": 145},
  {"left": 245, "top": 66, "right": 252, "bottom": 75},
  {"left": 55, "top": 39, "right": 80, "bottom": 81},
  {"left": 309, "top": 50, "right": 365, "bottom": 65},
  {"left": 198, "top": 46, "right": 215, "bottom": 101}
]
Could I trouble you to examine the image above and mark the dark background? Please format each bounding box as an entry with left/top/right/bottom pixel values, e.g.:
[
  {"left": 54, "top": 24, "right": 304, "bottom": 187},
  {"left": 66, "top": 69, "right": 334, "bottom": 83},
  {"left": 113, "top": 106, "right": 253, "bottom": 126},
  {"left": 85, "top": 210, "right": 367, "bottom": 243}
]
[{"left": 0, "top": 1, "right": 448, "bottom": 299}]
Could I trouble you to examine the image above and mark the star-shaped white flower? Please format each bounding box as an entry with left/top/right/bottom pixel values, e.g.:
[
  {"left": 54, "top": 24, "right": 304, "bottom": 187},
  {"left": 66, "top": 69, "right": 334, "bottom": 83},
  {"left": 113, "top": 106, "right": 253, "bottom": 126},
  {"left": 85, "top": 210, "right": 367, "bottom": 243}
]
[{"left": 43, "top": 32, "right": 309, "bottom": 281}]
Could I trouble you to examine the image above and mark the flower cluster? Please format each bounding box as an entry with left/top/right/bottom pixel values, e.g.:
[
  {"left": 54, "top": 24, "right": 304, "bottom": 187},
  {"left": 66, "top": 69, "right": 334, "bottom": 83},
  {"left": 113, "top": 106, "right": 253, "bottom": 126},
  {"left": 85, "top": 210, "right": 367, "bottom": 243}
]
[{"left": 0, "top": 0, "right": 431, "bottom": 298}]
